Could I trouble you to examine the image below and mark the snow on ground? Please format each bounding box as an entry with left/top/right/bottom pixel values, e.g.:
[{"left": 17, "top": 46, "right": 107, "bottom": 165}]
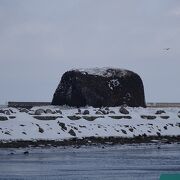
[{"left": 0, "top": 106, "right": 180, "bottom": 141}]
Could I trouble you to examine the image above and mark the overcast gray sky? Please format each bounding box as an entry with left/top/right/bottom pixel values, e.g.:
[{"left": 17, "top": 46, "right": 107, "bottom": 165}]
[{"left": 0, "top": 0, "right": 180, "bottom": 104}]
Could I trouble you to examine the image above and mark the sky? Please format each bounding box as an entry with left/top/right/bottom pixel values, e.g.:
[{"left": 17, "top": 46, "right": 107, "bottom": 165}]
[{"left": 0, "top": 0, "right": 180, "bottom": 104}]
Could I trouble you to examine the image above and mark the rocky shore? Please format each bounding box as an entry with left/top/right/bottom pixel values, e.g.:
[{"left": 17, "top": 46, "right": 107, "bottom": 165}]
[
  {"left": 0, "top": 136, "right": 180, "bottom": 148},
  {"left": 0, "top": 106, "right": 180, "bottom": 148}
]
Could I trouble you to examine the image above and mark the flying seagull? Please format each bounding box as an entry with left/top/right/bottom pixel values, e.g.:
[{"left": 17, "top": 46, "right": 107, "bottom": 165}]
[{"left": 163, "top": 48, "right": 170, "bottom": 51}]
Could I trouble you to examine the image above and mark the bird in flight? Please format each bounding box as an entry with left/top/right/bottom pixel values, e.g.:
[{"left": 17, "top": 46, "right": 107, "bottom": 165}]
[{"left": 163, "top": 48, "right": 170, "bottom": 51}]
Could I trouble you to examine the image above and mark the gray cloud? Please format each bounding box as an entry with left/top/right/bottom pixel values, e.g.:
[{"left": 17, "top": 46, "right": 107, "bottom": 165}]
[{"left": 0, "top": 0, "right": 180, "bottom": 103}]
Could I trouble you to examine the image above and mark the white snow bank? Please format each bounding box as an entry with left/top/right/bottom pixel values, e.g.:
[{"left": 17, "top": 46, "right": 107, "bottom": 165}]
[{"left": 0, "top": 106, "right": 180, "bottom": 141}]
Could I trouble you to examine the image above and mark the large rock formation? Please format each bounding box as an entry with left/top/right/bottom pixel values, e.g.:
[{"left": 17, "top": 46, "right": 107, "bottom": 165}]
[{"left": 52, "top": 68, "right": 146, "bottom": 107}]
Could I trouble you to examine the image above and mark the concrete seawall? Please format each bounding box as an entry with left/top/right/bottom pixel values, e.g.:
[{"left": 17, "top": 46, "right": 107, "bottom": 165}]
[
  {"left": 4, "top": 102, "right": 180, "bottom": 108},
  {"left": 7, "top": 102, "right": 51, "bottom": 109},
  {"left": 147, "top": 103, "right": 180, "bottom": 108}
]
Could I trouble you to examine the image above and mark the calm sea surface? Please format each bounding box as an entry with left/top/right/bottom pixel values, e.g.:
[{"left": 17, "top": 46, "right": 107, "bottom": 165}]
[{"left": 0, "top": 143, "right": 180, "bottom": 180}]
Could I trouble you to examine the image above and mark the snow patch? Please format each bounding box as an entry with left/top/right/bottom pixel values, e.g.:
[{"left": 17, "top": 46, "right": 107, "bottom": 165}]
[
  {"left": 108, "top": 79, "right": 120, "bottom": 90},
  {"left": 72, "top": 67, "right": 128, "bottom": 77}
]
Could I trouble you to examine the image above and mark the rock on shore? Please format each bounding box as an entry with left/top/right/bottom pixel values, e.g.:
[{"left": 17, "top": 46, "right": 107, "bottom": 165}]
[{"left": 52, "top": 68, "right": 146, "bottom": 107}]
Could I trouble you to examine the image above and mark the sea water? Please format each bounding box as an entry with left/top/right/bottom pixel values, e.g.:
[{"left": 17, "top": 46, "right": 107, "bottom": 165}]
[{"left": 0, "top": 143, "right": 179, "bottom": 180}]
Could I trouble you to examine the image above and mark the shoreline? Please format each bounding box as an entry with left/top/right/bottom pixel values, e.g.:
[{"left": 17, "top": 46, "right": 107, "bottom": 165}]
[
  {"left": 1, "top": 106, "right": 180, "bottom": 148},
  {"left": 0, "top": 135, "right": 180, "bottom": 148}
]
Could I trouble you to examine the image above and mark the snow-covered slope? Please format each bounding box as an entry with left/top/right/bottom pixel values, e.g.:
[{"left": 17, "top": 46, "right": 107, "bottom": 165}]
[{"left": 0, "top": 106, "right": 180, "bottom": 141}]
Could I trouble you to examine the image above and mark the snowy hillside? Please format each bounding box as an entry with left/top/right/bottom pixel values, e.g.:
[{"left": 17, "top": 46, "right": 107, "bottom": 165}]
[{"left": 0, "top": 106, "right": 180, "bottom": 141}]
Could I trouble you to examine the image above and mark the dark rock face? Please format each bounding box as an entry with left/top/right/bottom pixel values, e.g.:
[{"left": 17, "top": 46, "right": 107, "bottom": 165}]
[{"left": 52, "top": 68, "right": 146, "bottom": 107}]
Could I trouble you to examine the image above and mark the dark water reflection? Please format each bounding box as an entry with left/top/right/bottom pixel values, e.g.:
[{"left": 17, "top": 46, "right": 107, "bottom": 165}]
[{"left": 0, "top": 143, "right": 180, "bottom": 180}]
